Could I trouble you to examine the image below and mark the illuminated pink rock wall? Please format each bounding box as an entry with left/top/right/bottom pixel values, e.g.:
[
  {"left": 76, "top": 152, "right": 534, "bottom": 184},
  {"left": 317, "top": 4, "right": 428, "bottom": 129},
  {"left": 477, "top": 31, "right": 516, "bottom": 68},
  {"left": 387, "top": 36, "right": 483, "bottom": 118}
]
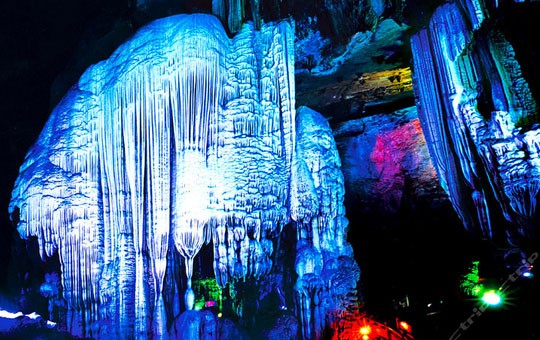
[{"left": 335, "top": 107, "right": 445, "bottom": 215}]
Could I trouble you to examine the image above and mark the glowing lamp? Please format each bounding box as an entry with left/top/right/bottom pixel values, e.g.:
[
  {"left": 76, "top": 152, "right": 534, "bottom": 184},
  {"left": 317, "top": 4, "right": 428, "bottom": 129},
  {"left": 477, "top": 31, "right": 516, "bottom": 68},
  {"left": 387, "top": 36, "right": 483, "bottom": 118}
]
[
  {"left": 399, "top": 321, "right": 411, "bottom": 332},
  {"left": 359, "top": 326, "right": 371, "bottom": 335},
  {"left": 481, "top": 290, "right": 502, "bottom": 306},
  {"left": 522, "top": 271, "right": 533, "bottom": 278},
  {"left": 205, "top": 300, "right": 217, "bottom": 308},
  {"left": 194, "top": 301, "right": 205, "bottom": 311}
]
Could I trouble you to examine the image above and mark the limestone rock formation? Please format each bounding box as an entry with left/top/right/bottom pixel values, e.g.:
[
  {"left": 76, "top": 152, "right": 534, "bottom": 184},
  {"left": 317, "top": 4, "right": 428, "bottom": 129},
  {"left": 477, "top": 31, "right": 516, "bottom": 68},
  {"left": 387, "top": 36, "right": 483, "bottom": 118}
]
[
  {"left": 334, "top": 106, "right": 446, "bottom": 215},
  {"left": 9, "top": 14, "right": 358, "bottom": 339},
  {"left": 411, "top": 0, "right": 539, "bottom": 255}
]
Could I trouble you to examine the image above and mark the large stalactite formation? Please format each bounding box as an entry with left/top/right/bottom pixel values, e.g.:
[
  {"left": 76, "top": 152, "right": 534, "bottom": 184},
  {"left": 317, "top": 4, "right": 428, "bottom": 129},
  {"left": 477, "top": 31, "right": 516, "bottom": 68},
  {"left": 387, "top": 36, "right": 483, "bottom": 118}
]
[
  {"left": 411, "top": 0, "right": 539, "bottom": 261},
  {"left": 8, "top": 14, "right": 358, "bottom": 339}
]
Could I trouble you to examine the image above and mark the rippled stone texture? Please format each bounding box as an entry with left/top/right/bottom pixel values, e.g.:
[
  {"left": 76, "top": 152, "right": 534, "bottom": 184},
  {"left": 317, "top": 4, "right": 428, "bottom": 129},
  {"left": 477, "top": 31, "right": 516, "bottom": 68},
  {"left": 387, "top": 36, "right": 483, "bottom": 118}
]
[
  {"left": 9, "top": 14, "right": 358, "bottom": 339},
  {"left": 411, "top": 0, "right": 539, "bottom": 252}
]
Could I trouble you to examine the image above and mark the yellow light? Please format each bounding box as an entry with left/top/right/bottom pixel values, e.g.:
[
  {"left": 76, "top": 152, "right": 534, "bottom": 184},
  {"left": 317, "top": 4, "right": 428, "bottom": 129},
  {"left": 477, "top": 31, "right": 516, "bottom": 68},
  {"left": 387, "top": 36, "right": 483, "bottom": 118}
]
[
  {"left": 399, "top": 321, "right": 410, "bottom": 331},
  {"left": 217, "top": 312, "right": 223, "bottom": 318},
  {"left": 362, "top": 335, "right": 369, "bottom": 340},
  {"left": 359, "top": 326, "right": 371, "bottom": 335}
]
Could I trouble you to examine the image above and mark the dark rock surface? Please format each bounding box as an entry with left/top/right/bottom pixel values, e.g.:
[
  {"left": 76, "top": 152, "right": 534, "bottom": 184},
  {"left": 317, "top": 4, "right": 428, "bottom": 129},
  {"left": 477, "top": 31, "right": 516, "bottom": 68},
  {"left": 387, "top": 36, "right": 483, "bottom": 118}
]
[{"left": 334, "top": 106, "right": 447, "bottom": 216}]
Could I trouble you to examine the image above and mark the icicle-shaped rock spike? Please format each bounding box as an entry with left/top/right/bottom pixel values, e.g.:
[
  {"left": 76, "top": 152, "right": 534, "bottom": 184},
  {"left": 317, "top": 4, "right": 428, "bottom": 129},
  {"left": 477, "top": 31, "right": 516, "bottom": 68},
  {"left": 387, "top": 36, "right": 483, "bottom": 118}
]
[
  {"left": 8, "top": 13, "right": 359, "bottom": 340},
  {"left": 184, "top": 257, "right": 195, "bottom": 310},
  {"left": 412, "top": 0, "right": 540, "bottom": 251}
]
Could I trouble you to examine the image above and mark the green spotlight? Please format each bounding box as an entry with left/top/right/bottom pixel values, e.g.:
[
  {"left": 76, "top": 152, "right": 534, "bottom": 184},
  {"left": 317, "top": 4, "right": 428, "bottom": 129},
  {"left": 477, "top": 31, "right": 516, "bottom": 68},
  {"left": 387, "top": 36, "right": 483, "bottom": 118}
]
[{"left": 481, "top": 290, "right": 502, "bottom": 306}]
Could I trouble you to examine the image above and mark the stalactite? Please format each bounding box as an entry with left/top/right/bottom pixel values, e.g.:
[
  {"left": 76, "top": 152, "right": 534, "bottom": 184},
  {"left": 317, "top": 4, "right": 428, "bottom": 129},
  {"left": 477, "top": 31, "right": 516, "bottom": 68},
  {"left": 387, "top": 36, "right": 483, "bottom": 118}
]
[
  {"left": 212, "top": 0, "right": 246, "bottom": 33},
  {"left": 411, "top": 0, "right": 539, "bottom": 251},
  {"left": 9, "top": 13, "right": 358, "bottom": 339},
  {"left": 212, "top": 0, "right": 227, "bottom": 27}
]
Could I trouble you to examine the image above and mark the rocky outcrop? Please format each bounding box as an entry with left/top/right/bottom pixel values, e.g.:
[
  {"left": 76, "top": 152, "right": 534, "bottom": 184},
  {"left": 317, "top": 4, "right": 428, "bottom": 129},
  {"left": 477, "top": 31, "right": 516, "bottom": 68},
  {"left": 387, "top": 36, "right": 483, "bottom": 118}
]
[
  {"left": 168, "top": 310, "right": 247, "bottom": 340},
  {"left": 0, "top": 309, "right": 64, "bottom": 339},
  {"left": 334, "top": 106, "right": 446, "bottom": 215},
  {"left": 295, "top": 18, "right": 413, "bottom": 115}
]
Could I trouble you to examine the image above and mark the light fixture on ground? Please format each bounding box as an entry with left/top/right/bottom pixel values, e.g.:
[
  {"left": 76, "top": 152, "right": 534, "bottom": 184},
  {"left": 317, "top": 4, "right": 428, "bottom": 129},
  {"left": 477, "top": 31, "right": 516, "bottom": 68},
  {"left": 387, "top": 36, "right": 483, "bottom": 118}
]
[{"left": 481, "top": 290, "right": 503, "bottom": 306}]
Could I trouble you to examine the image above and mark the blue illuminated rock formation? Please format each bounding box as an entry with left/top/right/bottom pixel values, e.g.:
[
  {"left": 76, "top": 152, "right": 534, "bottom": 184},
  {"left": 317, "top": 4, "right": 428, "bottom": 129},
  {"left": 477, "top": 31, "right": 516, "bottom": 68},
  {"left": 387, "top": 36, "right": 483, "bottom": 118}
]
[
  {"left": 411, "top": 0, "right": 539, "bottom": 251},
  {"left": 293, "top": 106, "right": 360, "bottom": 339},
  {"left": 9, "top": 14, "right": 358, "bottom": 339}
]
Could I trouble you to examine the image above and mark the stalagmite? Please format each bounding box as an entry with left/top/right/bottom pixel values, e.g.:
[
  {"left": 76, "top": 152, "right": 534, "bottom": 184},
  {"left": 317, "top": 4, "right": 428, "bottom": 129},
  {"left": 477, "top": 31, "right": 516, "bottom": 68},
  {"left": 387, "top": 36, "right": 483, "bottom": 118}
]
[{"left": 292, "top": 106, "right": 359, "bottom": 339}]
